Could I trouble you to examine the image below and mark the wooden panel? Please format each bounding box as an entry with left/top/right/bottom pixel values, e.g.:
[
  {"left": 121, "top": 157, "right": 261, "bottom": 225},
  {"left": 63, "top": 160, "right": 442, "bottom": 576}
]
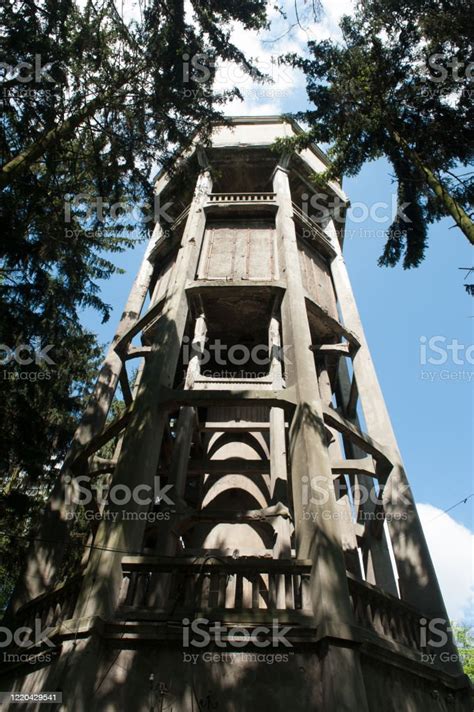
[
  {"left": 206, "top": 405, "right": 270, "bottom": 423},
  {"left": 298, "top": 241, "right": 337, "bottom": 317},
  {"left": 247, "top": 228, "right": 274, "bottom": 280},
  {"left": 197, "top": 222, "right": 277, "bottom": 281},
  {"left": 152, "top": 255, "right": 176, "bottom": 304},
  {"left": 204, "top": 226, "right": 235, "bottom": 279}
]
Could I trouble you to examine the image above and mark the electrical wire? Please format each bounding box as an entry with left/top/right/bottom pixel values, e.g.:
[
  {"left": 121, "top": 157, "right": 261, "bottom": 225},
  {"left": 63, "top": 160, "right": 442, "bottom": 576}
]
[{"left": 425, "top": 494, "right": 474, "bottom": 524}]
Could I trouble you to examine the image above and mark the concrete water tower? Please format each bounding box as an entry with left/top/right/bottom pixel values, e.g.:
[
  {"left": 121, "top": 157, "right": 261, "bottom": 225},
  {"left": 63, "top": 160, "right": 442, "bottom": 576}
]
[{"left": 3, "top": 117, "right": 470, "bottom": 711}]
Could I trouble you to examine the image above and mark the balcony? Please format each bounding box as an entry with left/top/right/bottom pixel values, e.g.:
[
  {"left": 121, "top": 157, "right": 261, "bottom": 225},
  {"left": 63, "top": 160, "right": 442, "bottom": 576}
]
[
  {"left": 10, "top": 559, "right": 431, "bottom": 659},
  {"left": 118, "top": 556, "right": 312, "bottom": 623},
  {"left": 347, "top": 573, "right": 425, "bottom": 653},
  {"left": 115, "top": 557, "right": 430, "bottom": 655}
]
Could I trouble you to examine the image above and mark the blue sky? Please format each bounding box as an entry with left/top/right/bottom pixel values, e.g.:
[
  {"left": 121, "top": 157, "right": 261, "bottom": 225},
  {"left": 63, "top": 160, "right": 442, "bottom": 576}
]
[
  {"left": 343, "top": 160, "right": 473, "bottom": 530},
  {"left": 80, "top": 0, "right": 473, "bottom": 622}
]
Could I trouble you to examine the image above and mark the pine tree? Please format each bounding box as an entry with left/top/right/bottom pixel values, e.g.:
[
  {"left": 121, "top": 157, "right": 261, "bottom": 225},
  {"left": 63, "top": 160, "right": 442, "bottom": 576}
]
[{"left": 279, "top": 0, "right": 473, "bottom": 267}]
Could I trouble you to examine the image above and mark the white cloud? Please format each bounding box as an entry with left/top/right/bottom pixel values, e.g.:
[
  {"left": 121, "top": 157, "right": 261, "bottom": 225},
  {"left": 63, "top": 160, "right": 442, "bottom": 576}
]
[
  {"left": 418, "top": 503, "right": 474, "bottom": 623},
  {"left": 225, "top": 98, "right": 283, "bottom": 116},
  {"left": 294, "top": 0, "right": 354, "bottom": 43},
  {"left": 219, "top": 0, "right": 356, "bottom": 117}
]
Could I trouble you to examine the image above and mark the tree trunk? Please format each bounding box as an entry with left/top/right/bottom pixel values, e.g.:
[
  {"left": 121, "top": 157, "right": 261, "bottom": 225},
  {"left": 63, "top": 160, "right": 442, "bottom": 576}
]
[
  {"left": 391, "top": 129, "right": 474, "bottom": 245},
  {"left": 0, "top": 69, "right": 140, "bottom": 189}
]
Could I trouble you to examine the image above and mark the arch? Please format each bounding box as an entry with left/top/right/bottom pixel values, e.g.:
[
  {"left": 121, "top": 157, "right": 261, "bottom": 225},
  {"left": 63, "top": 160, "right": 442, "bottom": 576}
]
[{"left": 207, "top": 431, "right": 270, "bottom": 461}]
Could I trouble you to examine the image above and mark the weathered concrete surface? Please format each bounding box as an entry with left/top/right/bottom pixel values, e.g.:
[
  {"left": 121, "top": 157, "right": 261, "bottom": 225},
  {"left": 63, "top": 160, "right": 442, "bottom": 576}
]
[{"left": 3, "top": 117, "right": 470, "bottom": 711}]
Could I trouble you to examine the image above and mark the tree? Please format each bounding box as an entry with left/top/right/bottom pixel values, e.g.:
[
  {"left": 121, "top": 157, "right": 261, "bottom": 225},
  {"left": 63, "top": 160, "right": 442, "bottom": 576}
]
[
  {"left": 0, "top": 0, "right": 269, "bottom": 595},
  {"left": 279, "top": 0, "right": 474, "bottom": 268},
  {"left": 453, "top": 623, "right": 474, "bottom": 681},
  {"left": 0, "top": 0, "right": 269, "bottom": 478}
]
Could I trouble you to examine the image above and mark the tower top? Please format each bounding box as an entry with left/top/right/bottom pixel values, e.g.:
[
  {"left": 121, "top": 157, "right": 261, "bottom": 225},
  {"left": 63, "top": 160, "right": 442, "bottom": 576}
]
[
  {"left": 212, "top": 114, "right": 332, "bottom": 167},
  {"left": 155, "top": 115, "right": 349, "bottom": 231}
]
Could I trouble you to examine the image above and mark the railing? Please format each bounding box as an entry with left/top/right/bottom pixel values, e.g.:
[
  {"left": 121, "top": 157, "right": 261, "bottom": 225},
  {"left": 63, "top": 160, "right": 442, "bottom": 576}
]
[
  {"left": 118, "top": 559, "right": 430, "bottom": 654},
  {"left": 155, "top": 205, "right": 190, "bottom": 243},
  {"left": 171, "top": 204, "right": 190, "bottom": 229},
  {"left": 207, "top": 192, "right": 276, "bottom": 204},
  {"left": 347, "top": 574, "right": 426, "bottom": 652},
  {"left": 291, "top": 203, "right": 336, "bottom": 257},
  {"left": 119, "top": 557, "right": 311, "bottom": 614},
  {"left": 192, "top": 375, "right": 274, "bottom": 391},
  {"left": 14, "top": 574, "right": 83, "bottom": 631},
  {"left": 11, "top": 563, "right": 432, "bottom": 656}
]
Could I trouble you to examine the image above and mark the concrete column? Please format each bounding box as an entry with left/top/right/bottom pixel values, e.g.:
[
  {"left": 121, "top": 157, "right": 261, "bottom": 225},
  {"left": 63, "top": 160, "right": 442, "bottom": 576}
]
[
  {"left": 335, "top": 358, "right": 398, "bottom": 594},
  {"left": 7, "top": 235, "right": 158, "bottom": 615},
  {"left": 73, "top": 169, "right": 213, "bottom": 620},
  {"left": 154, "top": 313, "right": 207, "bottom": 559},
  {"left": 273, "top": 165, "right": 369, "bottom": 711},
  {"left": 317, "top": 361, "right": 362, "bottom": 579},
  {"left": 269, "top": 316, "right": 291, "bottom": 557},
  {"left": 146, "top": 315, "right": 207, "bottom": 606},
  {"left": 328, "top": 219, "right": 461, "bottom": 672},
  {"left": 269, "top": 315, "right": 288, "bottom": 503},
  {"left": 173, "top": 313, "right": 207, "bottom": 503}
]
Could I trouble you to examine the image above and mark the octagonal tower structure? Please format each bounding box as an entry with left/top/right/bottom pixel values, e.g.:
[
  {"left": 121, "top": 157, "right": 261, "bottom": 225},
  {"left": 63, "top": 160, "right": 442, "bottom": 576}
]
[{"left": 2, "top": 116, "right": 471, "bottom": 711}]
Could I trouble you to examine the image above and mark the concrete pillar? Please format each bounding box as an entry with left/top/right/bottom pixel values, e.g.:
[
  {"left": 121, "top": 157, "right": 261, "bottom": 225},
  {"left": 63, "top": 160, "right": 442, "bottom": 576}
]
[
  {"left": 7, "top": 236, "right": 158, "bottom": 615},
  {"left": 269, "top": 316, "right": 291, "bottom": 557},
  {"left": 327, "top": 219, "right": 461, "bottom": 672},
  {"left": 317, "top": 360, "right": 362, "bottom": 579},
  {"left": 273, "top": 164, "right": 369, "bottom": 711},
  {"left": 153, "top": 313, "right": 207, "bottom": 561},
  {"left": 336, "top": 358, "right": 398, "bottom": 593},
  {"left": 172, "top": 313, "right": 207, "bottom": 504},
  {"left": 73, "top": 169, "right": 213, "bottom": 620}
]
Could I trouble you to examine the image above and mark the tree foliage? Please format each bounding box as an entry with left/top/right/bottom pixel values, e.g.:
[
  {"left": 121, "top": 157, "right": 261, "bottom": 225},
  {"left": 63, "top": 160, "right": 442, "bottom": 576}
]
[
  {"left": 0, "top": 0, "right": 268, "bottom": 588},
  {"left": 453, "top": 623, "right": 474, "bottom": 681},
  {"left": 280, "top": 0, "right": 474, "bottom": 268},
  {"left": 0, "top": 0, "right": 268, "bottom": 477}
]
